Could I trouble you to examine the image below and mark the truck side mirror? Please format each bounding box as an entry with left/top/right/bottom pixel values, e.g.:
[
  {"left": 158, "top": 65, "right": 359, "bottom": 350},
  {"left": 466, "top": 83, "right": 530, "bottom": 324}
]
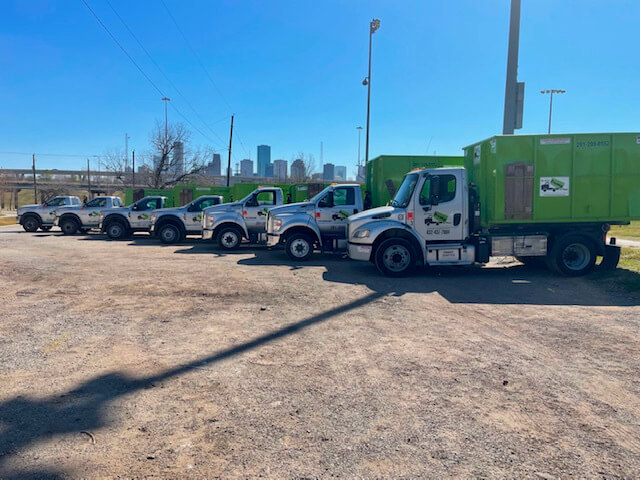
[{"left": 318, "top": 192, "right": 334, "bottom": 208}]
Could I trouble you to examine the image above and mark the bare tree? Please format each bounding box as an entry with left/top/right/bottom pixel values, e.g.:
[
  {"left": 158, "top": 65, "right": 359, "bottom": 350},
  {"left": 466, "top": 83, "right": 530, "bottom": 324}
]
[
  {"left": 292, "top": 152, "right": 318, "bottom": 182},
  {"left": 101, "top": 147, "right": 132, "bottom": 187}
]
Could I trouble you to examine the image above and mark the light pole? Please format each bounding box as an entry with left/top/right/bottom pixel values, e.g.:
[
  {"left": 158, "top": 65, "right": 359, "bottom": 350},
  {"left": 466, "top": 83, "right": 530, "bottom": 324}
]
[
  {"left": 161, "top": 97, "right": 171, "bottom": 140},
  {"left": 541, "top": 89, "right": 565, "bottom": 134},
  {"left": 363, "top": 18, "right": 380, "bottom": 165},
  {"left": 356, "top": 126, "right": 363, "bottom": 166}
]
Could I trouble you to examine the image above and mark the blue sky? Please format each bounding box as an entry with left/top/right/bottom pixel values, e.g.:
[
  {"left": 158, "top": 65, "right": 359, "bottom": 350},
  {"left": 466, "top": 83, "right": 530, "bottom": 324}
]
[{"left": 1, "top": 0, "right": 638, "bottom": 176}]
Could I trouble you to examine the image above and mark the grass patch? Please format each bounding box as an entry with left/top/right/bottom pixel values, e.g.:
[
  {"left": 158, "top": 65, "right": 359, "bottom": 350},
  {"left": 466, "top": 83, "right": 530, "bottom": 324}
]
[
  {"left": 0, "top": 216, "right": 16, "bottom": 227},
  {"left": 592, "top": 246, "right": 640, "bottom": 293},
  {"left": 610, "top": 221, "right": 640, "bottom": 240}
]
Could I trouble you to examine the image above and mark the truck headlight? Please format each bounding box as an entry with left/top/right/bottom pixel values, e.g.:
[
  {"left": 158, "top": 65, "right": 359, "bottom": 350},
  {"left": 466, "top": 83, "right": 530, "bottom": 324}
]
[
  {"left": 273, "top": 218, "right": 282, "bottom": 231},
  {"left": 100, "top": 211, "right": 105, "bottom": 219},
  {"left": 206, "top": 215, "right": 215, "bottom": 225},
  {"left": 353, "top": 229, "right": 370, "bottom": 238},
  {"left": 151, "top": 213, "right": 157, "bottom": 223}
]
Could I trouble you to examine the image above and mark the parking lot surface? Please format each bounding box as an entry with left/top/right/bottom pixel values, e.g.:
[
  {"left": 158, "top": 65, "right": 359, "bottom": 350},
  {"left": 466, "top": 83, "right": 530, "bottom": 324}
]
[{"left": 1, "top": 225, "right": 639, "bottom": 478}]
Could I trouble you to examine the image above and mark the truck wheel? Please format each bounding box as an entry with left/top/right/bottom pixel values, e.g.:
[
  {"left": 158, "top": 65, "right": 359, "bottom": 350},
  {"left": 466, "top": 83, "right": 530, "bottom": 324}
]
[
  {"left": 375, "top": 238, "right": 416, "bottom": 277},
  {"left": 217, "top": 226, "right": 242, "bottom": 250},
  {"left": 548, "top": 235, "right": 597, "bottom": 276},
  {"left": 60, "top": 217, "right": 79, "bottom": 235},
  {"left": 285, "top": 233, "right": 314, "bottom": 261},
  {"left": 158, "top": 223, "right": 181, "bottom": 244},
  {"left": 22, "top": 215, "right": 40, "bottom": 232},
  {"left": 105, "top": 220, "right": 127, "bottom": 240},
  {"left": 40, "top": 226, "right": 52, "bottom": 232}
]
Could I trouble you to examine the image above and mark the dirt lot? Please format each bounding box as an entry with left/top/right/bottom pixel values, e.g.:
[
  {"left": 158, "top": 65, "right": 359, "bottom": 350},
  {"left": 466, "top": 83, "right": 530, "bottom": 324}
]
[{"left": 1, "top": 225, "right": 639, "bottom": 479}]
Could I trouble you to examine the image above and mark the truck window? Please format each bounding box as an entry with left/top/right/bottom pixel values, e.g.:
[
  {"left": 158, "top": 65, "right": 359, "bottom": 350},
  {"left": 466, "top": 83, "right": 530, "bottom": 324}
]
[
  {"left": 114, "top": 198, "right": 123, "bottom": 207},
  {"left": 73, "top": 198, "right": 81, "bottom": 205},
  {"left": 419, "top": 175, "right": 456, "bottom": 205},
  {"left": 333, "top": 188, "right": 355, "bottom": 206},
  {"left": 197, "top": 197, "right": 220, "bottom": 210},
  {"left": 86, "top": 198, "right": 107, "bottom": 208},
  {"left": 138, "top": 199, "right": 159, "bottom": 210},
  {"left": 45, "top": 198, "right": 66, "bottom": 207},
  {"left": 256, "top": 191, "right": 276, "bottom": 206},
  {"left": 391, "top": 173, "right": 419, "bottom": 208}
]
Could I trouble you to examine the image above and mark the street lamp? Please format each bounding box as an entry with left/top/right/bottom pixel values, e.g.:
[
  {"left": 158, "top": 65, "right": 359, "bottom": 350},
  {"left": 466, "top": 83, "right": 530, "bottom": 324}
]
[
  {"left": 363, "top": 18, "right": 380, "bottom": 165},
  {"left": 541, "top": 89, "right": 565, "bottom": 134},
  {"left": 356, "top": 126, "right": 363, "bottom": 167},
  {"left": 161, "top": 97, "right": 171, "bottom": 140}
]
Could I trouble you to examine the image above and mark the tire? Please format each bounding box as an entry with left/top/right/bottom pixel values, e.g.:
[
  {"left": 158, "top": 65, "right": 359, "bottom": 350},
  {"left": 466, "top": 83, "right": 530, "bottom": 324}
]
[
  {"left": 158, "top": 223, "right": 181, "bottom": 244},
  {"left": 548, "top": 235, "right": 597, "bottom": 276},
  {"left": 285, "top": 233, "right": 314, "bottom": 261},
  {"left": 217, "top": 226, "right": 243, "bottom": 250},
  {"left": 105, "top": 220, "right": 128, "bottom": 240},
  {"left": 374, "top": 238, "right": 416, "bottom": 277},
  {"left": 40, "top": 226, "right": 52, "bottom": 231},
  {"left": 60, "top": 217, "right": 79, "bottom": 235},
  {"left": 22, "top": 215, "right": 40, "bottom": 232}
]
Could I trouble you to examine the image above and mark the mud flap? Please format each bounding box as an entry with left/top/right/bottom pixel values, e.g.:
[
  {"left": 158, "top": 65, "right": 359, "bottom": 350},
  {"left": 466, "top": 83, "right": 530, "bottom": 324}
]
[{"left": 598, "top": 244, "right": 621, "bottom": 271}]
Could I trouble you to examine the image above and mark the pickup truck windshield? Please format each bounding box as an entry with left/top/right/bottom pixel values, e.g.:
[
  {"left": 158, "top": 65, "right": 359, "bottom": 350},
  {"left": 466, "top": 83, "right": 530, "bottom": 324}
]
[
  {"left": 390, "top": 173, "right": 419, "bottom": 208},
  {"left": 86, "top": 198, "right": 107, "bottom": 208},
  {"left": 309, "top": 186, "right": 332, "bottom": 203}
]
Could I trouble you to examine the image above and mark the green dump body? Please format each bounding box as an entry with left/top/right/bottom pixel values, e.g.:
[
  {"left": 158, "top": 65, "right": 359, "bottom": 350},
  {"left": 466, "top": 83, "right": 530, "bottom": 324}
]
[
  {"left": 125, "top": 188, "right": 175, "bottom": 207},
  {"left": 463, "top": 133, "right": 640, "bottom": 228},
  {"left": 367, "top": 155, "right": 465, "bottom": 207}
]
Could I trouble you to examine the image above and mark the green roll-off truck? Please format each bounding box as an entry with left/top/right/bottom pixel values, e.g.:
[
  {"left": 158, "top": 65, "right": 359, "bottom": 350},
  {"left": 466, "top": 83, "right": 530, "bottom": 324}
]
[{"left": 348, "top": 133, "right": 640, "bottom": 276}]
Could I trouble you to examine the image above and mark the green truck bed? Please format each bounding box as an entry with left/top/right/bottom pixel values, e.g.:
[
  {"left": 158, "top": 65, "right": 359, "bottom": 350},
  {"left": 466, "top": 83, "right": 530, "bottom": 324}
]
[{"left": 464, "top": 133, "right": 640, "bottom": 227}]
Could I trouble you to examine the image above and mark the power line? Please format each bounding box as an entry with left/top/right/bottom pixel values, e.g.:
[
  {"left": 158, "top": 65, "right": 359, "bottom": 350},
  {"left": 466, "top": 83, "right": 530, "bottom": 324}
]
[
  {"left": 0, "top": 151, "right": 103, "bottom": 158},
  {"left": 104, "top": 0, "right": 227, "bottom": 147},
  {"left": 80, "top": 0, "right": 222, "bottom": 147}
]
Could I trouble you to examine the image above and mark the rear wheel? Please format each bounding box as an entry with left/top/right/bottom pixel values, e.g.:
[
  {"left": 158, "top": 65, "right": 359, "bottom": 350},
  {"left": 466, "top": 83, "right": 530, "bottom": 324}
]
[
  {"left": 285, "top": 233, "right": 314, "bottom": 261},
  {"left": 217, "top": 226, "right": 242, "bottom": 250},
  {"left": 60, "top": 217, "right": 79, "bottom": 235},
  {"left": 375, "top": 238, "right": 416, "bottom": 277},
  {"left": 105, "top": 220, "right": 127, "bottom": 240},
  {"left": 548, "top": 235, "right": 597, "bottom": 276},
  {"left": 22, "top": 215, "right": 40, "bottom": 232},
  {"left": 158, "top": 223, "right": 181, "bottom": 244}
]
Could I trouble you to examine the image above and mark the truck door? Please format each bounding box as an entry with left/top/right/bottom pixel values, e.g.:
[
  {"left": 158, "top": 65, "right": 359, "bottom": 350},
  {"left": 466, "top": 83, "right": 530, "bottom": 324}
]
[
  {"left": 82, "top": 197, "right": 107, "bottom": 226},
  {"left": 184, "top": 197, "right": 220, "bottom": 231},
  {"left": 413, "top": 172, "right": 466, "bottom": 243},
  {"left": 243, "top": 190, "right": 277, "bottom": 232},
  {"left": 315, "top": 187, "right": 358, "bottom": 239},
  {"left": 129, "top": 198, "right": 160, "bottom": 228}
]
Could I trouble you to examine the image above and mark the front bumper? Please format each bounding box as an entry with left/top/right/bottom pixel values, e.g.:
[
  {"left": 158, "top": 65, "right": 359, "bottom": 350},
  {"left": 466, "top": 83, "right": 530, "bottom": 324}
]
[
  {"left": 266, "top": 233, "right": 281, "bottom": 247},
  {"left": 53, "top": 217, "right": 60, "bottom": 226},
  {"left": 348, "top": 242, "right": 373, "bottom": 261},
  {"left": 202, "top": 228, "right": 214, "bottom": 241}
]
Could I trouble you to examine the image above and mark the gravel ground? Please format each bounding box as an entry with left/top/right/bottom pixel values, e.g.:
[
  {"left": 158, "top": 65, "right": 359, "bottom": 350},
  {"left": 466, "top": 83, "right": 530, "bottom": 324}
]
[{"left": 0, "top": 225, "right": 639, "bottom": 479}]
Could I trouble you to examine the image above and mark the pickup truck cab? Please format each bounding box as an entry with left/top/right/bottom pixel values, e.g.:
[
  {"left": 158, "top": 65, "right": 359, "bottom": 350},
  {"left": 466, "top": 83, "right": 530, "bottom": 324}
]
[
  {"left": 100, "top": 196, "right": 168, "bottom": 240},
  {"left": 202, "top": 187, "right": 284, "bottom": 250},
  {"left": 266, "top": 184, "right": 363, "bottom": 260},
  {"left": 347, "top": 167, "right": 619, "bottom": 277},
  {"left": 54, "top": 196, "right": 123, "bottom": 234},
  {"left": 150, "top": 195, "right": 223, "bottom": 244},
  {"left": 17, "top": 196, "right": 81, "bottom": 232}
]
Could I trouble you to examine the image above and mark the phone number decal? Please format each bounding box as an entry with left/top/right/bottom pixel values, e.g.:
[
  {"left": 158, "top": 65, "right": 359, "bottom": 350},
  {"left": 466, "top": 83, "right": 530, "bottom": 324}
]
[{"left": 576, "top": 140, "right": 609, "bottom": 148}]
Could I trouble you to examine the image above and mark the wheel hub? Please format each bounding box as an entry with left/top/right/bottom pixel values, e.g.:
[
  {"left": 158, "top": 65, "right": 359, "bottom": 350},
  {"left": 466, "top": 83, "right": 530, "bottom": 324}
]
[
  {"left": 383, "top": 245, "right": 410, "bottom": 272},
  {"left": 562, "top": 243, "right": 590, "bottom": 271},
  {"left": 291, "top": 239, "right": 309, "bottom": 257}
]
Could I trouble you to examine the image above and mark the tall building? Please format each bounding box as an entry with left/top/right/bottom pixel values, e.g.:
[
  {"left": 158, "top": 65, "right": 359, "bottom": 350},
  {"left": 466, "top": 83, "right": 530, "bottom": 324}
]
[
  {"left": 291, "top": 159, "right": 305, "bottom": 181},
  {"left": 335, "top": 166, "right": 347, "bottom": 181},
  {"left": 265, "top": 163, "right": 274, "bottom": 178},
  {"left": 240, "top": 159, "right": 254, "bottom": 177},
  {"left": 323, "top": 163, "right": 335, "bottom": 181},
  {"left": 171, "top": 141, "right": 184, "bottom": 176},
  {"left": 273, "top": 159, "right": 288, "bottom": 180},
  {"left": 257, "top": 145, "right": 271, "bottom": 177},
  {"left": 204, "top": 153, "right": 221, "bottom": 176}
]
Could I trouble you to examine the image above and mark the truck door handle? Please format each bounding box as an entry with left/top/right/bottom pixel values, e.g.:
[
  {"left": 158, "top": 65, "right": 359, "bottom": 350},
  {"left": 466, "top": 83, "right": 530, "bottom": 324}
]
[{"left": 453, "top": 213, "right": 461, "bottom": 226}]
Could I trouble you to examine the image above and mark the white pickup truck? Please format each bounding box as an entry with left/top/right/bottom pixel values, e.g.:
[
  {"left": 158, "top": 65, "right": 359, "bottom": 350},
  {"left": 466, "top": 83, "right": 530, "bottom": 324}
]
[
  {"left": 150, "top": 195, "right": 223, "bottom": 244},
  {"left": 99, "top": 196, "right": 169, "bottom": 239},
  {"left": 17, "top": 196, "right": 81, "bottom": 232},
  {"left": 54, "top": 196, "right": 124, "bottom": 234}
]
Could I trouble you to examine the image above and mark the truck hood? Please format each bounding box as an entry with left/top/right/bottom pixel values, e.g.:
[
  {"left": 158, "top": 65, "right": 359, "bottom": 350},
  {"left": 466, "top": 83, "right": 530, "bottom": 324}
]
[
  {"left": 102, "top": 207, "right": 131, "bottom": 216},
  {"left": 203, "top": 201, "right": 242, "bottom": 214},
  {"left": 17, "top": 203, "right": 42, "bottom": 212},
  {"left": 153, "top": 206, "right": 184, "bottom": 215},
  {"left": 348, "top": 205, "right": 398, "bottom": 222},
  {"left": 269, "top": 201, "right": 314, "bottom": 216}
]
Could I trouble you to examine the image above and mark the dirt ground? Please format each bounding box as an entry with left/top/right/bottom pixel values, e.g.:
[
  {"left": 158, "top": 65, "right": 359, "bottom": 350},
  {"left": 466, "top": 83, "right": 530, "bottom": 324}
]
[{"left": 1, "top": 225, "right": 639, "bottom": 479}]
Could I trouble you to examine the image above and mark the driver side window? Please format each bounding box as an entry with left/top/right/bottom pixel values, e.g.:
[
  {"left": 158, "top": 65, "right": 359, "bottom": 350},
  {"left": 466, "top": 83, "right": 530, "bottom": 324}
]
[
  {"left": 419, "top": 175, "right": 456, "bottom": 205},
  {"left": 256, "top": 191, "right": 275, "bottom": 206}
]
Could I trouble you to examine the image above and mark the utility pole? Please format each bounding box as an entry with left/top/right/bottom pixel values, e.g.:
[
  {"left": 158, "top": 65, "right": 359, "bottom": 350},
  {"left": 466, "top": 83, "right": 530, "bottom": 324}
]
[
  {"left": 124, "top": 133, "right": 130, "bottom": 171},
  {"left": 226, "top": 114, "right": 234, "bottom": 187},
  {"left": 132, "top": 150, "right": 135, "bottom": 190},
  {"left": 32, "top": 154, "right": 38, "bottom": 203},
  {"left": 541, "top": 89, "right": 566, "bottom": 134},
  {"left": 364, "top": 18, "right": 380, "bottom": 164},
  {"left": 502, "top": 0, "right": 525, "bottom": 134},
  {"left": 161, "top": 97, "right": 171, "bottom": 141},
  {"left": 87, "top": 158, "right": 91, "bottom": 197},
  {"left": 356, "top": 126, "right": 363, "bottom": 167},
  {"left": 320, "top": 141, "right": 324, "bottom": 165}
]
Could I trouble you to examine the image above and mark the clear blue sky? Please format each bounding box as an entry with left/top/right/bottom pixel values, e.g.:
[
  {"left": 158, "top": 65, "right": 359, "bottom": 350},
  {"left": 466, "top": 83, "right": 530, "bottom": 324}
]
[{"left": 1, "top": 0, "right": 638, "bottom": 176}]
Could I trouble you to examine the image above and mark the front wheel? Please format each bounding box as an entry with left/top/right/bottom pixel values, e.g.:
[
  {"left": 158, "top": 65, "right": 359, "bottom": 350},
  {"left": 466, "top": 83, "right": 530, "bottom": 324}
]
[
  {"left": 158, "top": 223, "right": 181, "bottom": 244},
  {"left": 217, "top": 226, "right": 242, "bottom": 250},
  {"left": 60, "top": 218, "right": 79, "bottom": 235},
  {"left": 548, "top": 235, "right": 596, "bottom": 276},
  {"left": 22, "top": 216, "right": 40, "bottom": 232},
  {"left": 285, "top": 233, "right": 314, "bottom": 261},
  {"left": 105, "top": 221, "right": 128, "bottom": 240},
  {"left": 375, "top": 238, "right": 416, "bottom": 277}
]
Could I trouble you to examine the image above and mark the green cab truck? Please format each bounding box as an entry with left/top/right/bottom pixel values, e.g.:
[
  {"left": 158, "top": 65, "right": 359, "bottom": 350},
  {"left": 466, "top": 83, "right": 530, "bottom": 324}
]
[{"left": 348, "top": 133, "right": 640, "bottom": 276}]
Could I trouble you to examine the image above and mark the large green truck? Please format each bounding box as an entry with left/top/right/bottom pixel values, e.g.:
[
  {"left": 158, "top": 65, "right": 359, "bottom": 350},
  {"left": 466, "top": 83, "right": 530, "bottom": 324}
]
[{"left": 348, "top": 133, "right": 639, "bottom": 276}]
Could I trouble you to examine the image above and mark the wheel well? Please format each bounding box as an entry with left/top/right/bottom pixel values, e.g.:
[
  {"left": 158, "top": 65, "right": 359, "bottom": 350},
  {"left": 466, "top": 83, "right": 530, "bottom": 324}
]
[
  {"left": 548, "top": 231, "right": 603, "bottom": 256},
  {"left": 156, "top": 216, "right": 185, "bottom": 233},
  {"left": 59, "top": 213, "right": 81, "bottom": 224},
  {"left": 282, "top": 226, "right": 320, "bottom": 245},
  {"left": 103, "top": 214, "right": 129, "bottom": 230},
  {"left": 213, "top": 222, "right": 245, "bottom": 241},
  {"left": 371, "top": 229, "right": 424, "bottom": 265},
  {"left": 21, "top": 212, "right": 42, "bottom": 225}
]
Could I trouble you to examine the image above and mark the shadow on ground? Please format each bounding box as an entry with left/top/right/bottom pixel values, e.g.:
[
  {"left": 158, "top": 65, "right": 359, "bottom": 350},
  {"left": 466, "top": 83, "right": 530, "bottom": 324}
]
[{"left": 0, "top": 291, "right": 382, "bottom": 479}]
